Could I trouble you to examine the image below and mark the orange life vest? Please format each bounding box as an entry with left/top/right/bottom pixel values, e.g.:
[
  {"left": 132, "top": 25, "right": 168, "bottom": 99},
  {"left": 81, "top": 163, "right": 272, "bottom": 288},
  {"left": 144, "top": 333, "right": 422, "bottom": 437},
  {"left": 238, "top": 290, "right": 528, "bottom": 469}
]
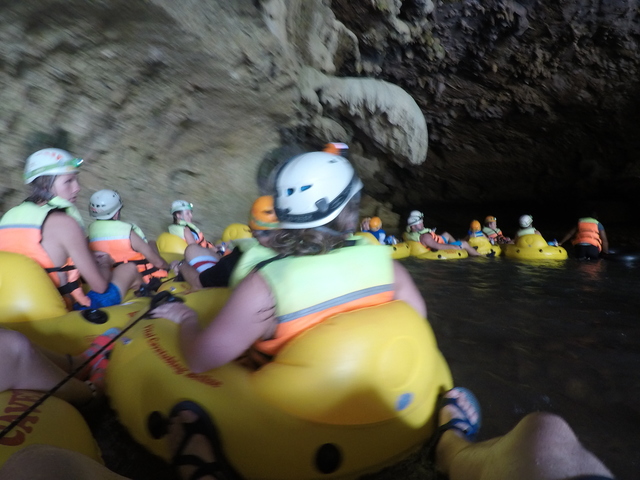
[
  {"left": 169, "top": 221, "right": 212, "bottom": 249},
  {"left": 88, "top": 220, "right": 166, "bottom": 282},
  {"left": 423, "top": 231, "right": 446, "bottom": 244},
  {"left": 0, "top": 201, "right": 91, "bottom": 308},
  {"left": 571, "top": 218, "right": 602, "bottom": 251}
]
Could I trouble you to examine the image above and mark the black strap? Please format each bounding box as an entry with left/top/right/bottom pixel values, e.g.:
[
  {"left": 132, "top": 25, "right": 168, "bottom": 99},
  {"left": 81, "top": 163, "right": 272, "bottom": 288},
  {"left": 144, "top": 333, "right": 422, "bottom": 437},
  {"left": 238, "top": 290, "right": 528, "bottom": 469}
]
[
  {"left": 57, "top": 279, "right": 81, "bottom": 295},
  {"left": 112, "top": 259, "right": 161, "bottom": 276},
  {"left": 113, "top": 259, "right": 148, "bottom": 267},
  {"left": 252, "top": 254, "right": 289, "bottom": 272},
  {"left": 45, "top": 264, "right": 77, "bottom": 273}
]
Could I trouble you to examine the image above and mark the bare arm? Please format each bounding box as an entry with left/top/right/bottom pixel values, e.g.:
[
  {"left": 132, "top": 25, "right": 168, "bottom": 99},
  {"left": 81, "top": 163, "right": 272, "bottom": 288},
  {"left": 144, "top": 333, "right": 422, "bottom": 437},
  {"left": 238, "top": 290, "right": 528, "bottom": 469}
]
[
  {"left": 151, "top": 272, "right": 276, "bottom": 372},
  {"left": 559, "top": 227, "right": 577, "bottom": 246},
  {"left": 175, "top": 261, "right": 203, "bottom": 290},
  {"left": 43, "top": 213, "right": 110, "bottom": 293},
  {"left": 183, "top": 226, "right": 196, "bottom": 245},
  {"left": 600, "top": 228, "right": 609, "bottom": 254},
  {"left": 130, "top": 231, "right": 170, "bottom": 270},
  {"left": 420, "top": 233, "right": 460, "bottom": 251},
  {"left": 392, "top": 261, "right": 426, "bottom": 317}
]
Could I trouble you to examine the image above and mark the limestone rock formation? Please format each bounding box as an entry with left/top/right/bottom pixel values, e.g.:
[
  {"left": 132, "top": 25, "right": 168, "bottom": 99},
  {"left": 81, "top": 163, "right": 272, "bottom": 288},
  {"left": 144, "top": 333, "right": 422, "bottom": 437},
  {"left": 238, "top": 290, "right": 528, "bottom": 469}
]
[{"left": 2, "top": 0, "right": 637, "bottom": 238}]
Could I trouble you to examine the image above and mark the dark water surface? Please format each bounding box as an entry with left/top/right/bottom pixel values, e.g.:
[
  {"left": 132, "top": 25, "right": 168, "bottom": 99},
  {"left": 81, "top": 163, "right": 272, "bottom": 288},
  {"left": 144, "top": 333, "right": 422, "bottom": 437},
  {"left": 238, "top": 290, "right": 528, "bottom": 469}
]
[
  {"left": 94, "top": 255, "right": 639, "bottom": 480},
  {"left": 404, "top": 255, "right": 639, "bottom": 480}
]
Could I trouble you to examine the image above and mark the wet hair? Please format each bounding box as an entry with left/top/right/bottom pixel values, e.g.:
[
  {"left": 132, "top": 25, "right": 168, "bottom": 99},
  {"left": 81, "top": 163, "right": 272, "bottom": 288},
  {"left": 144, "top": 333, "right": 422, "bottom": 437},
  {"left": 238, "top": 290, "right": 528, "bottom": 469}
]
[
  {"left": 265, "top": 193, "right": 360, "bottom": 256},
  {"left": 25, "top": 175, "right": 56, "bottom": 203}
]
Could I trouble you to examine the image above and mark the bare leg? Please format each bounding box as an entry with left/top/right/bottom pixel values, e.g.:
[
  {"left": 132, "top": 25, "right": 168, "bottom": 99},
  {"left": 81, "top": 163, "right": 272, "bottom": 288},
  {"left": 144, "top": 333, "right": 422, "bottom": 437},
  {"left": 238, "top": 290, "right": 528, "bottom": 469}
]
[
  {"left": 460, "top": 240, "right": 482, "bottom": 256},
  {"left": 184, "top": 244, "right": 218, "bottom": 263},
  {"left": 0, "top": 330, "right": 93, "bottom": 406},
  {"left": 111, "top": 262, "right": 142, "bottom": 297},
  {"left": 436, "top": 389, "right": 614, "bottom": 480},
  {"left": 0, "top": 445, "right": 129, "bottom": 480}
]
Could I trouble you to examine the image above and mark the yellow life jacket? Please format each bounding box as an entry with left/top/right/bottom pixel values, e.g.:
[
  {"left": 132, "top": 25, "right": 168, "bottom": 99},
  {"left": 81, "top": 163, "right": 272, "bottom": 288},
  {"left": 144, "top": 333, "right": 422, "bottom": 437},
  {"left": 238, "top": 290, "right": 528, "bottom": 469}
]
[
  {"left": 0, "top": 201, "right": 91, "bottom": 308},
  {"left": 228, "top": 239, "right": 278, "bottom": 289},
  {"left": 88, "top": 220, "right": 166, "bottom": 281},
  {"left": 169, "top": 221, "right": 211, "bottom": 248},
  {"left": 254, "top": 243, "right": 395, "bottom": 356}
]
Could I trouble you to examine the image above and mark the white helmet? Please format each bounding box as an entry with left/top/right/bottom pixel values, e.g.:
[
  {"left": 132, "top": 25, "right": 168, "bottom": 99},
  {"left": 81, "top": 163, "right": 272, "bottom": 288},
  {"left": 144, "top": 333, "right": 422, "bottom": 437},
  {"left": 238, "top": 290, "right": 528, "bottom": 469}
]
[
  {"left": 519, "top": 214, "right": 533, "bottom": 228},
  {"left": 89, "top": 190, "right": 123, "bottom": 219},
  {"left": 24, "top": 148, "right": 83, "bottom": 184},
  {"left": 407, "top": 210, "right": 424, "bottom": 226},
  {"left": 274, "top": 151, "right": 363, "bottom": 229},
  {"left": 171, "top": 200, "right": 193, "bottom": 214}
]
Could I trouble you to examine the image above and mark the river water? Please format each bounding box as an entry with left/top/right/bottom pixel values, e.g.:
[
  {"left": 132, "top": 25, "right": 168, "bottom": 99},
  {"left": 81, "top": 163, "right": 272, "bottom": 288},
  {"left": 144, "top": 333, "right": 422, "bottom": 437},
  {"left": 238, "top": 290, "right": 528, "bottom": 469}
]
[
  {"left": 95, "top": 253, "right": 638, "bottom": 480},
  {"left": 401, "top": 254, "right": 639, "bottom": 480}
]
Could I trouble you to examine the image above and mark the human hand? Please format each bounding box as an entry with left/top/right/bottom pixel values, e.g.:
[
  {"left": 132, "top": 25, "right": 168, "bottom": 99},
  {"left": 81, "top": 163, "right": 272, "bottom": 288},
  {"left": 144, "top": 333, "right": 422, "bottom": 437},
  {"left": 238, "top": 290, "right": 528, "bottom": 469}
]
[
  {"left": 94, "top": 251, "right": 114, "bottom": 267},
  {"left": 169, "top": 260, "right": 183, "bottom": 274},
  {"left": 149, "top": 302, "right": 197, "bottom": 325}
]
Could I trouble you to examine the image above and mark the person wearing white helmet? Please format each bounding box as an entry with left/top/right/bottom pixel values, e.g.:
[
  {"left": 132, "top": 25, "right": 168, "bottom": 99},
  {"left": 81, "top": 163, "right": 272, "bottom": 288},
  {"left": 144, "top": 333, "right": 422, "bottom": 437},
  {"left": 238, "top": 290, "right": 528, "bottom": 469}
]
[
  {"left": 151, "top": 150, "right": 425, "bottom": 364},
  {"left": 404, "top": 210, "right": 482, "bottom": 256},
  {"left": 169, "top": 200, "right": 214, "bottom": 249},
  {"left": 87, "top": 190, "right": 171, "bottom": 282},
  {"left": 514, "top": 214, "right": 541, "bottom": 240},
  {"left": 149, "top": 150, "right": 426, "bottom": 476},
  {"left": 0, "top": 148, "right": 142, "bottom": 310}
]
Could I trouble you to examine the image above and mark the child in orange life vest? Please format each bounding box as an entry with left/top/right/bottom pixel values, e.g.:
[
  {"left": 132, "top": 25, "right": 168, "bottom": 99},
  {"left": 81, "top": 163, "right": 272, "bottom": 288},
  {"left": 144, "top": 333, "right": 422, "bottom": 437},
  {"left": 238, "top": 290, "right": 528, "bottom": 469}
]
[{"left": 482, "top": 216, "right": 512, "bottom": 244}]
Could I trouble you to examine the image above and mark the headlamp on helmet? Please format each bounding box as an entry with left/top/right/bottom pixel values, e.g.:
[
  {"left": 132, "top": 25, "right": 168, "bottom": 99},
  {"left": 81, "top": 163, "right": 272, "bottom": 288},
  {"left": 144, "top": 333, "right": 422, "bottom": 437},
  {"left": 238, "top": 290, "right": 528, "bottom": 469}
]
[
  {"left": 24, "top": 148, "right": 83, "bottom": 184},
  {"left": 171, "top": 200, "right": 194, "bottom": 215}
]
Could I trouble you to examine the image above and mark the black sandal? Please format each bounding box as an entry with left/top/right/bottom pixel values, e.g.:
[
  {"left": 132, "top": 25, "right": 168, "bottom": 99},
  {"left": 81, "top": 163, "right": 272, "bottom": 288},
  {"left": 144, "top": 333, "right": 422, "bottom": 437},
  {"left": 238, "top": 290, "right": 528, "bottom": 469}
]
[{"left": 170, "top": 401, "right": 238, "bottom": 480}]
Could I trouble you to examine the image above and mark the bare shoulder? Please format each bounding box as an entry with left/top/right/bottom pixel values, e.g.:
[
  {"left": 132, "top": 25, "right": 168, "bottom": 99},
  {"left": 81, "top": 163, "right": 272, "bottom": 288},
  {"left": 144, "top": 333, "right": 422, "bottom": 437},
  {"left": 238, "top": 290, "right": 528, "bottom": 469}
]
[
  {"left": 44, "top": 211, "right": 80, "bottom": 227},
  {"left": 233, "top": 272, "right": 273, "bottom": 307},
  {"left": 43, "top": 212, "right": 85, "bottom": 240}
]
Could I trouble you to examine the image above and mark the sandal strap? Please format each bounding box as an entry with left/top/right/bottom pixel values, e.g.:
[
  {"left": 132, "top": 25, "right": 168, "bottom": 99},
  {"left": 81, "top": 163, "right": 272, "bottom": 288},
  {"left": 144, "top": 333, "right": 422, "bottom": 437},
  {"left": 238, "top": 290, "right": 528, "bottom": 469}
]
[{"left": 189, "top": 460, "right": 223, "bottom": 480}]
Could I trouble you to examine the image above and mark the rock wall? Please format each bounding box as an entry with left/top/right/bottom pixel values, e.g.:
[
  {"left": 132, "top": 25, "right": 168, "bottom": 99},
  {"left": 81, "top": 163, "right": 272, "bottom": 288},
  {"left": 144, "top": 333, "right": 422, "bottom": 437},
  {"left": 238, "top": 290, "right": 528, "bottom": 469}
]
[
  {"left": 331, "top": 0, "right": 640, "bottom": 217},
  {"left": 0, "top": 0, "right": 428, "bottom": 237},
  {"left": 2, "top": 0, "right": 637, "bottom": 238}
]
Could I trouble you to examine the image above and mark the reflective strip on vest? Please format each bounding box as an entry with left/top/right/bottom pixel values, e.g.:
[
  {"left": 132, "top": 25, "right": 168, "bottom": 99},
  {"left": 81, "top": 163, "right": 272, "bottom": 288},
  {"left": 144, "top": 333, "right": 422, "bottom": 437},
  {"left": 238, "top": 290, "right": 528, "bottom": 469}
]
[
  {"left": 89, "top": 220, "right": 165, "bottom": 280},
  {"left": 0, "top": 202, "right": 91, "bottom": 307},
  {"left": 254, "top": 244, "right": 394, "bottom": 356}
]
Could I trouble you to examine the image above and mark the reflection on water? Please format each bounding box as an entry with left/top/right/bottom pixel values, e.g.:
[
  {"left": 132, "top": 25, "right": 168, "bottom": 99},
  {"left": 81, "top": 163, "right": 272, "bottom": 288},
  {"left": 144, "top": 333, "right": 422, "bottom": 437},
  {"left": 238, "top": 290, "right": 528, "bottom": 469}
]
[{"left": 403, "top": 256, "right": 639, "bottom": 480}]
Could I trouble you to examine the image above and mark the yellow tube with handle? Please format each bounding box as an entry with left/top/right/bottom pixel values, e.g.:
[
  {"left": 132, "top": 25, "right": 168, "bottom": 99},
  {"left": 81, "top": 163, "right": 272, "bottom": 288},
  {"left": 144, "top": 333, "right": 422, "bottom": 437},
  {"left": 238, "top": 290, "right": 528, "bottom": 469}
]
[{"left": 107, "top": 298, "right": 453, "bottom": 480}]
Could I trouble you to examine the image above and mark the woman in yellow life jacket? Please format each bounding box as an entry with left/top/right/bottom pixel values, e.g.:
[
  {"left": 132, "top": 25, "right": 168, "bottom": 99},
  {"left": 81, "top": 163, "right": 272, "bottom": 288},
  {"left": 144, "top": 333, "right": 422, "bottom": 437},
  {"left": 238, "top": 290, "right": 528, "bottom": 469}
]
[
  {"left": 153, "top": 150, "right": 425, "bottom": 366},
  {"left": 559, "top": 213, "right": 609, "bottom": 260},
  {"left": 87, "top": 189, "right": 170, "bottom": 283},
  {"left": 150, "top": 151, "right": 426, "bottom": 477},
  {"left": 169, "top": 200, "right": 214, "bottom": 249},
  {"left": 514, "top": 214, "right": 542, "bottom": 240},
  {"left": 0, "top": 149, "right": 141, "bottom": 310}
]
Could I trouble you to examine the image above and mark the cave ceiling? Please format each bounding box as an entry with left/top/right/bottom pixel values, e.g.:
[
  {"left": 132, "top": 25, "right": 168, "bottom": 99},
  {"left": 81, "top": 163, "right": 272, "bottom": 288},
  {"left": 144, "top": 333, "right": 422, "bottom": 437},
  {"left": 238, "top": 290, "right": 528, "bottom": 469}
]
[{"left": 328, "top": 0, "right": 640, "bottom": 215}]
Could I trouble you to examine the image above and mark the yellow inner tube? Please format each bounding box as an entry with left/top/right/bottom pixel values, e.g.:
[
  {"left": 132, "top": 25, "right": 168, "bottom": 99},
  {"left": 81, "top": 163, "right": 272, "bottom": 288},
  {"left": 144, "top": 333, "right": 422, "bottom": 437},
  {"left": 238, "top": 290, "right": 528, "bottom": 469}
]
[
  {"left": 0, "top": 390, "right": 102, "bottom": 468},
  {"left": 108, "top": 296, "right": 452, "bottom": 480}
]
